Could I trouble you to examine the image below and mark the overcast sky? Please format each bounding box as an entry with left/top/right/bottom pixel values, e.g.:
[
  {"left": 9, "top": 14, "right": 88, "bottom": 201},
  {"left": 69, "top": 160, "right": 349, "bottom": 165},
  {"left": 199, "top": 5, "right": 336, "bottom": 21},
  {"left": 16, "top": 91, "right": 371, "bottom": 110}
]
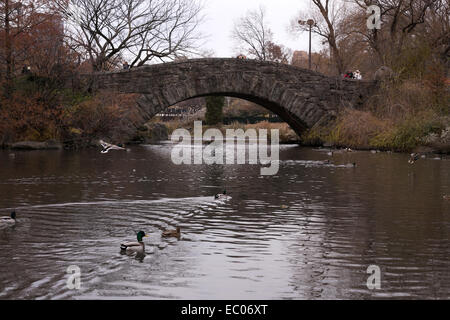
[{"left": 199, "top": 0, "right": 321, "bottom": 57}]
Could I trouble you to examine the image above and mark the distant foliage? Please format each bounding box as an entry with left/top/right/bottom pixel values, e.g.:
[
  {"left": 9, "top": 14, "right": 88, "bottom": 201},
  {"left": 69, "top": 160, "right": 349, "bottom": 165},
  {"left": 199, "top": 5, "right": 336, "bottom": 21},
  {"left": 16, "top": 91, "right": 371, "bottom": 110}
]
[
  {"left": 205, "top": 96, "right": 224, "bottom": 126},
  {"left": 0, "top": 90, "right": 64, "bottom": 143},
  {"left": 61, "top": 92, "right": 140, "bottom": 146}
]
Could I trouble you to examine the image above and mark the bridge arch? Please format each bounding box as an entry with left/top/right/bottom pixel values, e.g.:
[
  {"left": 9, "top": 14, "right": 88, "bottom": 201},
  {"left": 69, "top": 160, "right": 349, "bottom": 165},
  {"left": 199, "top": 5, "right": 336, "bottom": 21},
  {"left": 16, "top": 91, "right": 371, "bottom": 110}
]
[{"left": 91, "top": 58, "right": 377, "bottom": 136}]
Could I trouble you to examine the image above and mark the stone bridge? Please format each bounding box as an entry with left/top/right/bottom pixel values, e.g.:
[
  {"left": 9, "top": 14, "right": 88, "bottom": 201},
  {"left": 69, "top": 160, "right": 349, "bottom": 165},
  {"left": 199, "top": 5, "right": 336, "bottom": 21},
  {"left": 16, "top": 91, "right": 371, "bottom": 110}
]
[{"left": 87, "top": 58, "right": 378, "bottom": 135}]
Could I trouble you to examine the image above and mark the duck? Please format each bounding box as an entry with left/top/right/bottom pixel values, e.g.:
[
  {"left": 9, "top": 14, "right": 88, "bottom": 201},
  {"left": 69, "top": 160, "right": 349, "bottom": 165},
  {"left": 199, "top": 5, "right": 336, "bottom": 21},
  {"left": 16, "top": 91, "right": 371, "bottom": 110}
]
[
  {"left": 408, "top": 153, "right": 420, "bottom": 164},
  {"left": 214, "top": 190, "right": 228, "bottom": 200},
  {"left": 120, "top": 231, "right": 148, "bottom": 253},
  {"left": 99, "top": 140, "right": 126, "bottom": 153},
  {"left": 344, "top": 162, "right": 357, "bottom": 168},
  {"left": 444, "top": 195, "right": 450, "bottom": 201},
  {"left": 162, "top": 226, "right": 181, "bottom": 238},
  {"left": 0, "top": 211, "right": 16, "bottom": 227}
]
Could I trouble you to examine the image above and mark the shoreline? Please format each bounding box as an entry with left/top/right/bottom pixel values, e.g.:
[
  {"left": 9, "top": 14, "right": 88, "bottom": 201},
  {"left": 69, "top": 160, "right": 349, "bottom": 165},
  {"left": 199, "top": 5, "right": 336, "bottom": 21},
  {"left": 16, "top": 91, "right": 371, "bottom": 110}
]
[{"left": 2, "top": 138, "right": 449, "bottom": 156}]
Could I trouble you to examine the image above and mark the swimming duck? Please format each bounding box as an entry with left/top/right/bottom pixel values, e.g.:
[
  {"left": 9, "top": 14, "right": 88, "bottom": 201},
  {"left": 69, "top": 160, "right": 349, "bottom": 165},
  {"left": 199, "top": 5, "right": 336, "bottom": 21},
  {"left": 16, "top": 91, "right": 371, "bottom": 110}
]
[
  {"left": 214, "top": 190, "right": 228, "bottom": 200},
  {"left": 120, "top": 231, "right": 148, "bottom": 253},
  {"left": 0, "top": 211, "right": 16, "bottom": 227},
  {"left": 408, "top": 153, "right": 420, "bottom": 164},
  {"left": 162, "top": 226, "right": 181, "bottom": 238},
  {"left": 99, "top": 140, "right": 126, "bottom": 153},
  {"left": 444, "top": 195, "right": 450, "bottom": 201}
]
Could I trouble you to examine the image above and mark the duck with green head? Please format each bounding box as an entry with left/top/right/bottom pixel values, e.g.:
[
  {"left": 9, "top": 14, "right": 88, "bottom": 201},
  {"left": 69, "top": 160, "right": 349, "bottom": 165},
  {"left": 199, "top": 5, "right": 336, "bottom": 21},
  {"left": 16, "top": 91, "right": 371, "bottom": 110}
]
[
  {"left": 120, "top": 231, "right": 148, "bottom": 253},
  {"left": 0, "top": 211, "right": 16, "bottom": 228}
]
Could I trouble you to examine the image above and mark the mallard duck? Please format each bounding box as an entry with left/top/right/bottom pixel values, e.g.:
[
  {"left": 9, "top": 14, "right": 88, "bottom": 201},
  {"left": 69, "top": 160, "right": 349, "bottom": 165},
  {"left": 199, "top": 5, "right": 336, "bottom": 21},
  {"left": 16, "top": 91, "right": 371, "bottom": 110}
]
[
  {"left": 408, "top": 153, "right": 420, "bottom": 164},
  {"left": 214, "top": 190, "right": 228, "bottom": 200},
  {"left": 0, "top": 211, "right": 16, "bottom": 227},
  {"left": 99, "top": 140, "right": 126, "bottom": 153},
  {"left": 162, "top": 226, "right": 181, "bottom": 238},
  {"left": 120, "top": 231, "right": 148, "bottom": 253}
]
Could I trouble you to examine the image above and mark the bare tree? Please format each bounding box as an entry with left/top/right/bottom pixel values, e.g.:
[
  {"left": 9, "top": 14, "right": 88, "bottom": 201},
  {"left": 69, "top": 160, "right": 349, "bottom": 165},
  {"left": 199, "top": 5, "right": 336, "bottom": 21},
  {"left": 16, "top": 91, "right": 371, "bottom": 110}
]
[
  {"left": 231, "top": 5, "right": 274, "bottom": 61},
  {"left": 290, "top": 0, "right": 350, "bottom": 75},
  {"left": 58, "top": 0, "right": 204, "bottom": 71},
  {"left": 267, "top": 41, "right": 292, "bottom": 63},
  {"left": 351, "top": 0, "right": 440, "bottom": 65},
  {"left": 0, "top": 0, "right": 58, "bottom": 95},
  {"left": 425, "top": 0, "right": 450, "bottom": 70}
]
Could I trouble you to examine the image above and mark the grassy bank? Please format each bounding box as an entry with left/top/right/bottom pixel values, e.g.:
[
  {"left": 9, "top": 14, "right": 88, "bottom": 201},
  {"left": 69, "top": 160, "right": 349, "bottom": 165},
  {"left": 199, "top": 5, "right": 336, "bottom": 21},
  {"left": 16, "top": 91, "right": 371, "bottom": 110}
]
[
  {"left": 302, "top": 79, "right": 450, "bottom": 153},
  {"left": 162, "top": 119, "right": 299, "bottom": 144}
]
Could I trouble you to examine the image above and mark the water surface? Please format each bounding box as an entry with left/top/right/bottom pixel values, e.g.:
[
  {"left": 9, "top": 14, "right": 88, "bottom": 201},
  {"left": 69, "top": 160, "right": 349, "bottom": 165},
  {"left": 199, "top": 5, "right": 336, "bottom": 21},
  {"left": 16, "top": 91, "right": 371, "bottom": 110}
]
[{"left": 0, "top": 144, "right": 449, "bottom": 299}]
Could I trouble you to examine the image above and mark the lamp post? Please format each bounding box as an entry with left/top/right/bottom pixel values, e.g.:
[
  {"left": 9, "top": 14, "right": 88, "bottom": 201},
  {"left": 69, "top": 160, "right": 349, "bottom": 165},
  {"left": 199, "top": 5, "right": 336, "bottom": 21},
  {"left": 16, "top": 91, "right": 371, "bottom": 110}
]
[{"left": 298, "top": 19, "right": 315, "bottom": 70}]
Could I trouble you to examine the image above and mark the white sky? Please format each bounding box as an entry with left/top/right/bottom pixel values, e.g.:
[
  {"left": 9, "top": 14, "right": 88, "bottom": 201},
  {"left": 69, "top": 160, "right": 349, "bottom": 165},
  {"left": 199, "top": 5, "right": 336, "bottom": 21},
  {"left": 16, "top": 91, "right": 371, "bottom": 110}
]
[{"left": 199, "top": 0, "right": 321, "bottom": 57}]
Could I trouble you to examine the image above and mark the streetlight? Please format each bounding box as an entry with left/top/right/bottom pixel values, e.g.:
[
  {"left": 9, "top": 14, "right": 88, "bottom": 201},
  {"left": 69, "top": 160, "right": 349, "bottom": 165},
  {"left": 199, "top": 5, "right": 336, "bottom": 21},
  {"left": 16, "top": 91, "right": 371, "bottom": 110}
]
[{"left": 298, "top": 19, "right": 315, "bottom": 70}]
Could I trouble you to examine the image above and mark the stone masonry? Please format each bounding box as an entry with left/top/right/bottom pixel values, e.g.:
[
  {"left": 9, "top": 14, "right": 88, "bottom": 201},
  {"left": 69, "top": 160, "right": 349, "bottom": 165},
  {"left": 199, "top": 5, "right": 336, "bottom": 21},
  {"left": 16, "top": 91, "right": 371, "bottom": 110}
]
[{"left": 87, "top": 58, "right": 378, "bottom": 135}]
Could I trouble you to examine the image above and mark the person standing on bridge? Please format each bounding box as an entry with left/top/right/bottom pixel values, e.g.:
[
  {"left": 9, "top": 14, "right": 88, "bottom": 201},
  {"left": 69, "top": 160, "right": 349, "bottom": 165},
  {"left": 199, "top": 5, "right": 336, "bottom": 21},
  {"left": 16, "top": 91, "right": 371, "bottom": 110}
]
[
  {"left": 123, "top": 61, "right": 130, "bottom": 70},
  {"left": 343, "top": 71, "right": 354, "bottom": 79}
]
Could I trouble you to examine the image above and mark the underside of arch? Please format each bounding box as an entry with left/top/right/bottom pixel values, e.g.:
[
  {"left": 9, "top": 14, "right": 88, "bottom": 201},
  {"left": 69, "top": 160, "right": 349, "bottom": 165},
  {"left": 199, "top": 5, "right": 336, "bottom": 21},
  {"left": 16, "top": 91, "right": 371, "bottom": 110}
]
[{"left": 137, "top": 92, "right": 310, "bottom": 137}]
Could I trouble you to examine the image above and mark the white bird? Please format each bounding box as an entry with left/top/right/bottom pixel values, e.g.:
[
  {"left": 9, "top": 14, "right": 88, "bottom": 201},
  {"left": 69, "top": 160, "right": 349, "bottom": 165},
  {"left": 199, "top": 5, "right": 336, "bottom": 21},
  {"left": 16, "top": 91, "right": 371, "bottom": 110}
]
[
  {"left": 0, "top": 211, "right": 16, "bottom": 228},
  {"left": 99, "top": 140, "right": 126, "bottom": 153},
  {"left": 214, "top": 190, "right": 230, "bottom": 200}
]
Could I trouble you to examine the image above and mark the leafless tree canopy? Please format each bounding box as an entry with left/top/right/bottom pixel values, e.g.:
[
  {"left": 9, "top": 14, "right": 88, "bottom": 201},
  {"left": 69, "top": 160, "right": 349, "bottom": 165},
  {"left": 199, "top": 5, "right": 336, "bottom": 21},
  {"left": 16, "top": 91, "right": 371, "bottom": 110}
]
[
  {"left": 0, "top": 1, "right": 59, "bottom": 80},
  {"left": 58, "top": 0, "right": 204, "bottom": 71},
  {"left": 290, "top": 0, "right": 449, "bottom": 75},
  {"left": 231, "top": 6, "right": 274, "bottom": 61},
  {"left": 350, "top": 0, "right": 447, "bottom": 65},
  {"left": 290, "top": 0, "right": 349, "bottom": 75}
]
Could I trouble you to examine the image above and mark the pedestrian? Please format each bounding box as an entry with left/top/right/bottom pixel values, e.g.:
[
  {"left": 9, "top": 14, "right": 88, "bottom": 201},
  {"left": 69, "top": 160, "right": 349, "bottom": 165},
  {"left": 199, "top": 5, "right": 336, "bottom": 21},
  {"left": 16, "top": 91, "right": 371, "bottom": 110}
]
[
  {"left": 22, "top": 65, "right": 31, "bottom": 74},
  {"left": 344, "top": 71, "right": 353, "bottom": 79}
]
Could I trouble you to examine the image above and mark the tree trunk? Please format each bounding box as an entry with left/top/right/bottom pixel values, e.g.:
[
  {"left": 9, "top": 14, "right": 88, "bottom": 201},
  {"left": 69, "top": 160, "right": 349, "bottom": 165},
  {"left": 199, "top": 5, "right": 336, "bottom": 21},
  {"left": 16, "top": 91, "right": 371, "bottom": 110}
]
[{"left": 4, "top": 0, "right": 13, "bottom": 97}]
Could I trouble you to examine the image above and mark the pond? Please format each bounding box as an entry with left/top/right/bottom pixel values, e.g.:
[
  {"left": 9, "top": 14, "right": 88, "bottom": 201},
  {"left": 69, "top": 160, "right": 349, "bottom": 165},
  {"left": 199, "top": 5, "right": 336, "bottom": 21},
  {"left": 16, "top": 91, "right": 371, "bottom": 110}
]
[{"left": 0, "top": 143, "right": 449, "bottom": 299}]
